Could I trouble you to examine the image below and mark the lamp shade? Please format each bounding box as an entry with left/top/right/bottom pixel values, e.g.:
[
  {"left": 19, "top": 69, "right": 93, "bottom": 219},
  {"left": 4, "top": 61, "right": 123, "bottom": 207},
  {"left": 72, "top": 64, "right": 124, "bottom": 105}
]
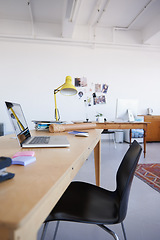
[{"left": 60, "top": 76, "right": 77, "bottom": 96}]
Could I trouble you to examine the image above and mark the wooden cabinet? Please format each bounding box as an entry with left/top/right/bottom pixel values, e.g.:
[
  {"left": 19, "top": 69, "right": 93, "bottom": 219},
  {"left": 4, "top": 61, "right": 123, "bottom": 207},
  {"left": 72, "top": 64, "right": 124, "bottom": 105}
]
[{"left": 143, "top": 115, "right": 160, "bottom": 142}]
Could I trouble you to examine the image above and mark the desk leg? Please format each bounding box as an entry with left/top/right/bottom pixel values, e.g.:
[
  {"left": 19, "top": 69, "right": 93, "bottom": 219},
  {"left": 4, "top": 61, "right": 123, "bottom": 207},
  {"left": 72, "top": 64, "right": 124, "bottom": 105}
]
[
  {"left": 143, "top": 130, "right": 146, "bottom": 158},
  {"left": 129, "top": 129, "right": 132, "bottom": 145},
  {"left": 94, "top": 140, "right": 101, "bottom": 186}
]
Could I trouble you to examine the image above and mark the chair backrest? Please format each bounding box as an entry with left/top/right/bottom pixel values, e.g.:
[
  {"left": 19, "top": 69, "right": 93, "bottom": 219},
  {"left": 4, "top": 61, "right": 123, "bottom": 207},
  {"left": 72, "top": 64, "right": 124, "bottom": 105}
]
[{"left": 116, "top": 140, "right": 142, "bottom": 223}]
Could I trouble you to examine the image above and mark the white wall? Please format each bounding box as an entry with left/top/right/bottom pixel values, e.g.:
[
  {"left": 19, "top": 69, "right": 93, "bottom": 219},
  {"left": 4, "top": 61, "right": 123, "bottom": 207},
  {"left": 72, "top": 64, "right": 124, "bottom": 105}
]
[{"left": 1, "top": 40, "right": 160, "bottom": 134}]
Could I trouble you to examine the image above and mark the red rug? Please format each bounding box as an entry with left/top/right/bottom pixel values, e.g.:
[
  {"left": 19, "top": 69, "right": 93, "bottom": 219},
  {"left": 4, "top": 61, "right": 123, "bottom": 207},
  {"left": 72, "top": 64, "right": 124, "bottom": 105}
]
[{"left": 135, "top": 163, "right": 160, "bottom": 193}]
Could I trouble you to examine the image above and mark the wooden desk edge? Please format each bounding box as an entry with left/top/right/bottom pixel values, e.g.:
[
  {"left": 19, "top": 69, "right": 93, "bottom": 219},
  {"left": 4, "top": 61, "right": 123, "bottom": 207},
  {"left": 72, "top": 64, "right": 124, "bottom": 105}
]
[
  {"left": 0, "top": 129, "right": 102, "bottom": 240},
  {"left": 95, "top": 121, "right": 150, "bottom": 129}
]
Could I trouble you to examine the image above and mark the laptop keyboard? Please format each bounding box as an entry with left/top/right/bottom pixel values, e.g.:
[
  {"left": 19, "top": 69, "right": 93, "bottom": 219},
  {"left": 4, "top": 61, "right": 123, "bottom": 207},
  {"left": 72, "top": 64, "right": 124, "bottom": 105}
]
[{"left": 29, "top": 137, "right": 50, "bottom": 144}]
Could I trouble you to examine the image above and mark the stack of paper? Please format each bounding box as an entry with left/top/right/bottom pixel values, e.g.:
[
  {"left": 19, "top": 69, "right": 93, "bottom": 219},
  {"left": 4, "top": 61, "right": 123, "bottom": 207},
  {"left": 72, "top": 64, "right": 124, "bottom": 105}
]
[{"left": 12, "top": 151, "right": 36, "bottom": 166}]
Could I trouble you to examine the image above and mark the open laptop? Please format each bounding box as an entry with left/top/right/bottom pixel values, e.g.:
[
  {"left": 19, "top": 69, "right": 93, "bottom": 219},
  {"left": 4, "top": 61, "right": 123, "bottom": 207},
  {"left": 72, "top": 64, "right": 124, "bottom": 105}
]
[{"left": 5, "top": 101, "right": 70, "bottom": 148}]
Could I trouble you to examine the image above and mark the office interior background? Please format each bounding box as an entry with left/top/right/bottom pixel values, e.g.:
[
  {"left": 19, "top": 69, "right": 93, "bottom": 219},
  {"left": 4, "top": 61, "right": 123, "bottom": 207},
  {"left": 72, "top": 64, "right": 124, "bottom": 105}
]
[{"left": 0, "top": 0, "right": 160, "bottom": 134}]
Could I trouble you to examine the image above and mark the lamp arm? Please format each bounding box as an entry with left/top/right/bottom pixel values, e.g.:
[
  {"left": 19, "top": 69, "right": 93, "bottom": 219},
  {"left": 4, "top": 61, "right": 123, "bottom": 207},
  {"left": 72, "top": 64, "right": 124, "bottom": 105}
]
[
  {"left": 54, "top": 84, "right": 65, "bottom": 121},
  {"left": 54, "top": 83, "right": 64, "bottom": 94},
  {"left": 54, "top": 91, "right": 60, "bottom": 121}
]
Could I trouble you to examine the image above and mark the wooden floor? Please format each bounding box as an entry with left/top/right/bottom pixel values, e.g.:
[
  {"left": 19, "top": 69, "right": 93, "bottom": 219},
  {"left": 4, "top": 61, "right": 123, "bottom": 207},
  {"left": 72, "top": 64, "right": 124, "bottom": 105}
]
[{"left": 38, "top": 139, "right": 160, "bottom": 240}]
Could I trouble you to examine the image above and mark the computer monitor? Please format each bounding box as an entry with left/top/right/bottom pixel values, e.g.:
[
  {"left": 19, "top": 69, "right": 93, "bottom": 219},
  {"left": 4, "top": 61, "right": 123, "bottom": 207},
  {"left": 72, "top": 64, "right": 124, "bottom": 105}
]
[{"left": 116, "top": 99, "right": 138, "bottom": 122}]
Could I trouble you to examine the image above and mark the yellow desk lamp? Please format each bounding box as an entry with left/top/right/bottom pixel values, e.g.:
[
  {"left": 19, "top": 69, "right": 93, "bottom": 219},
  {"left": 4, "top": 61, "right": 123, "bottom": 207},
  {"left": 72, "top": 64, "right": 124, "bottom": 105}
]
[{"left": 54, "top": 76, "right": 77, "bottom": 121}]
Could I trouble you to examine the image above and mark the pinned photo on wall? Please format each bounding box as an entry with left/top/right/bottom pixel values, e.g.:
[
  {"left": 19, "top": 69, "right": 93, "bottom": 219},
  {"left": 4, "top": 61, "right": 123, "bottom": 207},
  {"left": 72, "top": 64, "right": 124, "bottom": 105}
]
[
  {"left": 75, "top": 77, "right": 87, "bottom": 87},
  {"left": 95, "top": 83, "right": 109, "bottom": 93},
  {"left": 78, "top": 91, "right": 84, "bottom": 98},
  {"left": 93, "top": 95, "right": 106, "bottom": 105},
  {"left": 95, "top": 84, "right": 101, "bottom": 92},
  {"left": 102, "top": 84, "right": 109, "bottom": 93}
]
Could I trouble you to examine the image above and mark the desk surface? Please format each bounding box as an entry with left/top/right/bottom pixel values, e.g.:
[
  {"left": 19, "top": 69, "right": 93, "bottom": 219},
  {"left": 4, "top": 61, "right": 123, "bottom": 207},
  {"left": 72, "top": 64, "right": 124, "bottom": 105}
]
[
  {"left": 96, "top": 121, "right": 149, "bottom": 130},
  {"left": 0, "top": 129, "right": 102, "bottom": 240}
]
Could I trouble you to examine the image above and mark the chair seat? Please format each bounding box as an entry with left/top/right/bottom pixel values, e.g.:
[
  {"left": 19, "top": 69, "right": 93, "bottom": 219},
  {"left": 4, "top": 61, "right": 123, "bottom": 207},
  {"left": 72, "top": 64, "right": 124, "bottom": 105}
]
[
  {"left": 102, "top": 129, "right": 115, "bottom": 134},
  {"left": 45, "top": 181, "right": 120, "bottom": 225}
]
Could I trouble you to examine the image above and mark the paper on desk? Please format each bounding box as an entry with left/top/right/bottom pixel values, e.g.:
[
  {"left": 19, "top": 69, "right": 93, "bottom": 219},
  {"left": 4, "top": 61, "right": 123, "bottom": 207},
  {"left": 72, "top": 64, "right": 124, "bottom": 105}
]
[
  {"left": 68, "top": 131, "right": 89, "bottom": 137},
  {"left": 12, "top": 156, "right": 36, "bottom": 166}
]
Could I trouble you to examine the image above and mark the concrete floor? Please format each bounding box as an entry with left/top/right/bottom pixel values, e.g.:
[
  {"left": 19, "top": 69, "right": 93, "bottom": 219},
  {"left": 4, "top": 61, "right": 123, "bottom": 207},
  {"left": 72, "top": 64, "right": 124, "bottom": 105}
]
[{"left": 38, "top": 139, "right": 160, "bottom": 240}]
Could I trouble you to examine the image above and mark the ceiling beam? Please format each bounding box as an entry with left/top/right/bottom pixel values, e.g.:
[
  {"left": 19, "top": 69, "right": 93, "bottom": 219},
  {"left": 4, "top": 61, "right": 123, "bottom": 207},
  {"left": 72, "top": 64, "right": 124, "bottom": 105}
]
[
  {"left": 88, "top": 0, "right": 110, "bottom": 27},
  {"left": 62, "top": 0, "right": 82, "bottom": 38},
  {"left": 143, "top": 13, "right": 160, "bottom": 44}
]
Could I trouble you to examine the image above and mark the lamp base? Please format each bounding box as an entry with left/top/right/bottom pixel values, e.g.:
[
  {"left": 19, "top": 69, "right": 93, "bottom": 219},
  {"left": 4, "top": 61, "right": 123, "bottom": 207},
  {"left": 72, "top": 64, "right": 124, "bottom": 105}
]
[{"left": 83, "top": 119, "right": 92, "bottom": 123}]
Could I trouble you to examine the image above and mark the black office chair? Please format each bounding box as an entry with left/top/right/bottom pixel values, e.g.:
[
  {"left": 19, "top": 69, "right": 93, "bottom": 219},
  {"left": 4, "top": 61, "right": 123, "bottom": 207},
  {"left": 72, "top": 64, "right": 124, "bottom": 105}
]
[{"left": 41, "top": 140, "right": 142, "bottom": 240}]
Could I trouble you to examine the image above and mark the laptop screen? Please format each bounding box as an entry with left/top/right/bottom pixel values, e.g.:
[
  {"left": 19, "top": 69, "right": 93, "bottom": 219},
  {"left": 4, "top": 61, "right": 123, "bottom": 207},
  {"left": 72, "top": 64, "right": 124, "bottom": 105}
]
[{"left": 5, "top": 102, "right": 31, "bottom": 145}]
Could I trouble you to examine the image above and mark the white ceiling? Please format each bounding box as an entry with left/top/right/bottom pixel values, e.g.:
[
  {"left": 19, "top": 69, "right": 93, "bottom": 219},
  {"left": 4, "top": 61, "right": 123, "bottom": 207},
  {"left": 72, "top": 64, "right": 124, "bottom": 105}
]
[{"left": 0, "top": 0, "right": 160, "bottom": 47}]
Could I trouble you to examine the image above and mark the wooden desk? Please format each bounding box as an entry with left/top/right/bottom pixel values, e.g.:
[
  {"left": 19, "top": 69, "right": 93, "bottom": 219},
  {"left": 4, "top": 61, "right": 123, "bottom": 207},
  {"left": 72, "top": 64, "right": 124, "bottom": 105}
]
[
  {"left": 0, "top": 129, "right": 102, "bottom": 240},
  {"left": 96, "top": 122, "right": 149, "bottom": 158}
]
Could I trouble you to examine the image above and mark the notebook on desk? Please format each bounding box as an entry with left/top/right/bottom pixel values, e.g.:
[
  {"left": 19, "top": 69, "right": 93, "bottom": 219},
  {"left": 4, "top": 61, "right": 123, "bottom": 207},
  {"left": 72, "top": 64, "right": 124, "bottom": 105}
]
[{"left": 5, "top": 101, "right": 70, "bottom": 148}]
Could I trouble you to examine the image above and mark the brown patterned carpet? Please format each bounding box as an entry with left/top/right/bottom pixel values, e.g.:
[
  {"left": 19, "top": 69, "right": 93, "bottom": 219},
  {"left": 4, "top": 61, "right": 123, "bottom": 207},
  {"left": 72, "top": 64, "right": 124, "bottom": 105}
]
[{"left": 135, "top": 163, "right": 160, "bottom": 193}]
